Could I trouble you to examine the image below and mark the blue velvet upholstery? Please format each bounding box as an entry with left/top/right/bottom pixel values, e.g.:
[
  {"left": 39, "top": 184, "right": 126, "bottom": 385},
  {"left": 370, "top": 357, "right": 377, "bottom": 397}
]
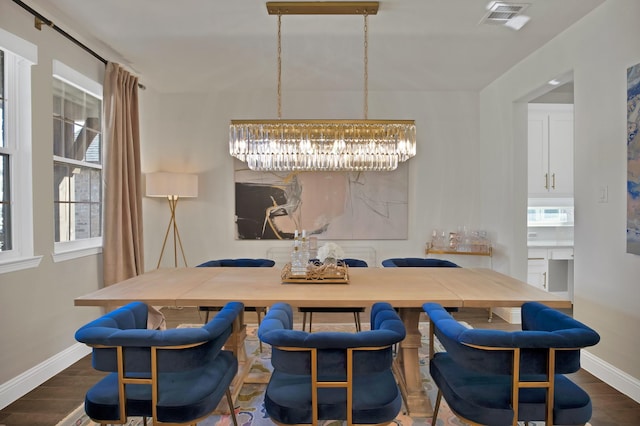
[
  {"left": 299, "top": 258, "right": 368, "bottom": 331},
  {"left": 197, "top": 258, "right": 275, "bottom": 267},
  {"left": 381, "top": 257, "right": 460, "bottom": 268},
  {"left": 423, "top": 301, "right": 600, "bottom": 425},
  {"left": 258, "top": 302, "right": 406, "bottom": 425},
  {"left": 75, "top": 301, "right": 243, "bottom": 425}
]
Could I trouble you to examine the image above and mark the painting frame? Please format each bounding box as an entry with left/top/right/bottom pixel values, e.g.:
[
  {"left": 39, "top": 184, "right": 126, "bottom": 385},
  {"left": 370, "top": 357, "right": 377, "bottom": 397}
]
[{"left": 627, "top": 62, "right": 640, "bottom": 254}]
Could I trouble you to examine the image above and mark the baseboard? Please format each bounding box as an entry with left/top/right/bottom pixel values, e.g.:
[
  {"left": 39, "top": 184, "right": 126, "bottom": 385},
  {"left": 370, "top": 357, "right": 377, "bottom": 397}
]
[
  {"left": 581, "top": 350, "right": 640, "bottom": 404},
  {"left": 0, "top": 343, "right": 91, "bottom": 410}
]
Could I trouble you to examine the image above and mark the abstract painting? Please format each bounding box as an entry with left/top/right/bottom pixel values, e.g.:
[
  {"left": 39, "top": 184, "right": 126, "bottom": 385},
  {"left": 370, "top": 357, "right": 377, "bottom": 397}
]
[
  {"left": 234, "top": 161, "right": 408, "bottom": 240},
  {"left": 627, "top": 62, "right": 640, "bottom": 254}
]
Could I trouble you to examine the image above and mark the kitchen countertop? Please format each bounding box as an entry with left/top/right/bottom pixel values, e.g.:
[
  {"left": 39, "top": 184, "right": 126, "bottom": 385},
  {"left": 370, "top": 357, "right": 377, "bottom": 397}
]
[{"left": 527, "top": 240, "right": 574, "bottom": 247}]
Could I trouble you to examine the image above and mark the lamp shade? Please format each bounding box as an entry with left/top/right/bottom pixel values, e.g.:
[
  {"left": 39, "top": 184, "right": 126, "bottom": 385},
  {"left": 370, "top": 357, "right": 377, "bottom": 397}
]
[{"left": 145, "top": 172, "right": 198, "bottom": 198}]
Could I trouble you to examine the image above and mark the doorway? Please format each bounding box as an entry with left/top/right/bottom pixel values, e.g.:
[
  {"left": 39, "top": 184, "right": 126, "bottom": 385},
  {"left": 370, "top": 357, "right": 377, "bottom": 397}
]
[{"left": 525, "top": 77, "right": 575, "bottom": 301}]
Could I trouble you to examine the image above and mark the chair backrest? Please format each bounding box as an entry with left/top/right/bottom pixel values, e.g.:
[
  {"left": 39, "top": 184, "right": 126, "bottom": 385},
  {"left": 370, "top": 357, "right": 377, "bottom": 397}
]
[
  {"left": 341, "top": 258, "right": 368, "bottom": 267},
  {"left": 258, "top": 302, "right": 406, "bottom": 425},
  {"left": 381, "top": 257, "right": 459, "bottom": 267},
  {"left": 423, "top": 301, "right": 600, "bottom": 425},
  {"left": 309, "top": 258, "right": 368, "bottom": 267},
  {"left": 197, "top": 258, "right": 275, "bottom": 267},
  {"left": 75, "top": 301, "right": 244, "bottom": 424}
]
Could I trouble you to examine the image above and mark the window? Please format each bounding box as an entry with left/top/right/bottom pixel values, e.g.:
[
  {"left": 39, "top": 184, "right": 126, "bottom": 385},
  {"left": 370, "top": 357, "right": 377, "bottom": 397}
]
[
  {"left": 1, "top": 50, "right": 10, "bottom": 253},
  {"left": 0, "top": 28, "right": 39, "bottom": 273},
  {"left": 53, "top": 61, "right": 103, "bottom": 257}
]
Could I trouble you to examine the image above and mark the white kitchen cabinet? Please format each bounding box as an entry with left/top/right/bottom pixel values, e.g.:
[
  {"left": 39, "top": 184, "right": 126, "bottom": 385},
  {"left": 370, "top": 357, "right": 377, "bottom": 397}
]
[
  {"left": 527, "top": 246, "right": 574, "bottom": 301},
  {"left": 527, "top": 248, "right": 548, "bottom": 290},
  {"left": 528, "top": 104, "right": 574, "bottom": 197}
]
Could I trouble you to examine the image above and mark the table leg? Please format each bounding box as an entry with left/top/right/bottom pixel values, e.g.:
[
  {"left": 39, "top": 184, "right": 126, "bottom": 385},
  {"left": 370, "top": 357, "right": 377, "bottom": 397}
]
[
  {"left": 223, "top": 311, "right": 253, "bottom": 398},
  {"left": 393, "top": 307, "right": 433, "bottom": 417}
]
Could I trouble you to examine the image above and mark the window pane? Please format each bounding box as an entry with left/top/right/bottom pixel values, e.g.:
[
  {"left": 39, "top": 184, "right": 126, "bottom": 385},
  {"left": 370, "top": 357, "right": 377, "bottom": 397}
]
[
  {"left": 90, "top": 169, "right": 101, "bottom": 202},
  {"left": 90, "top": 203, "right": 101, "bottom": 238},
  {"left": 86, "top": 132, "right": 101, "bottom": 164},
  {"left": 0, "top": 49, "right": 4, "bottom": 99},
  {"left": 73, "top": 167, "right": 91, "bottom": 202},
  {"left": 62, "top": 118, "right": 77, "bottom": 160},
  {"left": 54, "top": 163, "right": 69, "bottom": 202},
  {"left": 0, "top": 50, "right": 4, "bottom": 149},
  {"left": 73, "top": 202, "right": 90, "bottom": 240},
  {"left": 55, "top": 202, "right": 70, "bottom": 242},
  {"left": 53, "top": 117, "right": 64, "bottom": 157},
  {"left": 0, "top": 153, "right": 10, "bottom": 251}
]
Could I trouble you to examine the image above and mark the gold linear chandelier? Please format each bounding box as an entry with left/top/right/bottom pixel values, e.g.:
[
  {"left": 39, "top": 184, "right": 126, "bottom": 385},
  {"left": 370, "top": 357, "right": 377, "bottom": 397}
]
[{"left": 229, "top": 1, "right": 416, "bottom": 172}]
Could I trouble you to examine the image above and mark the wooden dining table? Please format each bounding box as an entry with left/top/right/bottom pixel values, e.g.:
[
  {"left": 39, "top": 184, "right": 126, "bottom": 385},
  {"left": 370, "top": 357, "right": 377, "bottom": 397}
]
[{"left": 74, "top": 266, "right": 571, "bottom": 417}]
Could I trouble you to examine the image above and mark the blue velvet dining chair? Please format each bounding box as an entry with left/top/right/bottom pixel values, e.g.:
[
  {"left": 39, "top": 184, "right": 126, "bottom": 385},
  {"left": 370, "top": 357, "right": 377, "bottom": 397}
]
[
  {"left": 74, "top": 301, "right": 243, "bottom": 426},
  {"left": 197, "top": 258, "right": 275, "bottom": 351},
  {"left": 258, "top": 302, "right": 406, "bottom": 425},
  {"left": 423, "top": 301, "right": 600, "bottom": 426},
  {"left": 298, "top": 258, "right": 368, "bottom": 332}
]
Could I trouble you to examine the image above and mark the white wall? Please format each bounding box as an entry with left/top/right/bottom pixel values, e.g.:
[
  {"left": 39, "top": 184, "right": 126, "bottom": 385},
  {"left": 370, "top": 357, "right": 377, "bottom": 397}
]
[
  {"left": 140, "top": 88, "right": 484, "bottom": 270},
  {"left": 479, "top": 0, "right": 640, "bottom": 391}
]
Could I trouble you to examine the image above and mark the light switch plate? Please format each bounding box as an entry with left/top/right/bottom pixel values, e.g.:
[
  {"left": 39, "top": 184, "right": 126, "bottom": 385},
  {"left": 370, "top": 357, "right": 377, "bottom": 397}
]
[{"left": 598, "top": 185, "right": 608, "bottom": 203}]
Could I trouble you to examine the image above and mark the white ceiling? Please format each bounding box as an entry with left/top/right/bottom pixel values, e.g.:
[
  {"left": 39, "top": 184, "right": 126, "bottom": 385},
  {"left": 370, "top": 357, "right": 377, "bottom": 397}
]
[{"left": 24, "top": 0, "right": 604, "bottom": 93}]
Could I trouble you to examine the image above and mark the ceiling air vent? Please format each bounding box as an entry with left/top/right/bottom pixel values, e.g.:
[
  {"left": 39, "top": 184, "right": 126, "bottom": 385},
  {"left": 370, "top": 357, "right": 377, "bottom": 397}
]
[{"left": 481, "top": 1, "right": 530, "bottom": 24}]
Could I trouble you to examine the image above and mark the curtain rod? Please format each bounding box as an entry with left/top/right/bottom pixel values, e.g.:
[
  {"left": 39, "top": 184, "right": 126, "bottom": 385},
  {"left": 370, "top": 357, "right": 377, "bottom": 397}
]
[{"left": 11, "top": 0, "right": 146, "bottom": 90}]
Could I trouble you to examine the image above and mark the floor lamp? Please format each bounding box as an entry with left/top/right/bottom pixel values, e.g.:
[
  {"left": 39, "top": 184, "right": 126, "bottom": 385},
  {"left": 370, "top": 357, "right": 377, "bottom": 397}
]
[{"left": 146, "top": 172, "right": 198, "bottom": 268}]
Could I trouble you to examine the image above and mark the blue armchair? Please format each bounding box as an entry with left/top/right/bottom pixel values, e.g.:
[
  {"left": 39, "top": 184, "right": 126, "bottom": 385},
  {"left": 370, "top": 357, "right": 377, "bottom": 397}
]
[
  {"left": 423, "top": 301, "right": 600, "bottom": 425},
  {"left": 299, "top": 258, "right": 369, "bottom": 332},
  {"left": 258, "top": 302, "right": 406, "bottom": 425},
  {"left": 75, "top": 301, "right": 243, "bottom": 425}
]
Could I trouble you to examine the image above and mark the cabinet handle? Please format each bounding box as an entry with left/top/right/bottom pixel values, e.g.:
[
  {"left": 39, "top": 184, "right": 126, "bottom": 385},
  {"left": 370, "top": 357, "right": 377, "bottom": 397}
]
[
  {"left": 544, "top": 173, "right": 549, "bottom": 190},
  {"left": 552, "top": 173, "right": 556, "bottom": 190},
  {"left": 543, "top": 272, "right": 547, "bottom": 289}
]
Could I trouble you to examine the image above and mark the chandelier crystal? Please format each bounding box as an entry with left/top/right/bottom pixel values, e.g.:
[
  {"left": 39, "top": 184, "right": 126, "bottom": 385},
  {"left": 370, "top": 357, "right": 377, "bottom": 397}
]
[{"left": 229, "top": 2, "right": 416, "bottom": 172}]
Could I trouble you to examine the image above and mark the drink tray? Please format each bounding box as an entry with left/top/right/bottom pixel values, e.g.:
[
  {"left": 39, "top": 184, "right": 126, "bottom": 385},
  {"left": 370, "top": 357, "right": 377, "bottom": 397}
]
[{"left": 281, "top": 260, "right": 349, "bottom": 284}]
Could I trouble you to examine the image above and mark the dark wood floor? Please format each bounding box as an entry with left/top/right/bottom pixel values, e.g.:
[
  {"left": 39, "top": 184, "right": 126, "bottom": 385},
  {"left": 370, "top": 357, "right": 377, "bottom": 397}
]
[{"left": 1, "top": 307, "right": 637, "bottom": 425}]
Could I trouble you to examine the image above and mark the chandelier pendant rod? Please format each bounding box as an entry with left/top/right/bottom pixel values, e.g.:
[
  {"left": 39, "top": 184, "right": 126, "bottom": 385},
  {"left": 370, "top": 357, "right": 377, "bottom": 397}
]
[
  {"left": 277, "top": 13, "right": 283, "bottom": 119},
  {"left": 364, "top": 12, "right": 368, "bottom": 120}
]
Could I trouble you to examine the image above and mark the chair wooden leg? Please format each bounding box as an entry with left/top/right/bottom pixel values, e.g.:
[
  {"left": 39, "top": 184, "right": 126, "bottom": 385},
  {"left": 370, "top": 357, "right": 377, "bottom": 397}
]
[
  {"left": 302, "top": 311, "right": 308, "bottom": 331},
  {"left": 432, "top": 389, "right": 442, "bottom": 425},
  {"left": 308, "top": 312, "right": 313, "bottom": 332},
  {"left": 226, "top": 388, "right": 238, "bottom": 426},
  {"left": 257, "top": 308, "right": 264, "bottom": 352},
  {"left": 354, "top": 312, "right": 362, "bottom": 331}
]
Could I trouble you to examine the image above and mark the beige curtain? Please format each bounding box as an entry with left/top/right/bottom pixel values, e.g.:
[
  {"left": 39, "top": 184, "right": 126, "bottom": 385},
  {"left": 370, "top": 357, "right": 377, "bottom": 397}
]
[{"left": 103, "top": 62, "right": 144, "bottom": 286}]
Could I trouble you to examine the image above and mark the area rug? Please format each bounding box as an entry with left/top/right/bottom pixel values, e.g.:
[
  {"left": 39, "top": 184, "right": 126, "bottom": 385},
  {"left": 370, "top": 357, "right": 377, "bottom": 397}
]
[{"left": 57, "top": 323, "right": 589, "bottom": 426}]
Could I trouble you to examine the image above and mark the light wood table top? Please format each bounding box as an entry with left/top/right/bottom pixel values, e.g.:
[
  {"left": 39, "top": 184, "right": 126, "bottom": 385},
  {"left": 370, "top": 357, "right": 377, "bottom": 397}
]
[{"left": 75, "top": 266, "right": 571, "bottom": 310}]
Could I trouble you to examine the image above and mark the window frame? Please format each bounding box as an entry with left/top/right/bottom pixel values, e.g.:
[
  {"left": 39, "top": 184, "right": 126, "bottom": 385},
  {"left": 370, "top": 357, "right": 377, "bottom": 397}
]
[
  {"left": 52, "top": 60, "right": 104, "bottom": 262},
  {"left": 0, "top": 28, "right": 40, "bottom": 274}
]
